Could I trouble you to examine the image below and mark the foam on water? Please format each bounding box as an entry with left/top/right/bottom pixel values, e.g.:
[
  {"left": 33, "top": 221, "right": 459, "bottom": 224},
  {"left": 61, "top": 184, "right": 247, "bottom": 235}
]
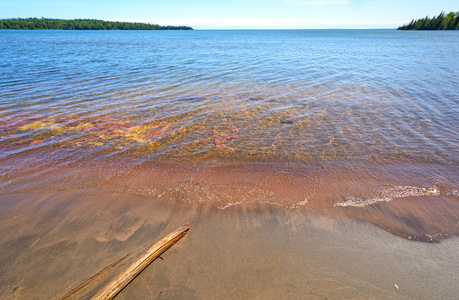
[{"left": 335, "top": 186, "right": 441, "bottom": 207}]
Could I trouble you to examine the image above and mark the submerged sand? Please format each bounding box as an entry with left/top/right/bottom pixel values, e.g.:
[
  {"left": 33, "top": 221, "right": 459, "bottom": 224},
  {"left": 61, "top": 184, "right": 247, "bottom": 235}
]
[{"left": 1, "top": 188, "right": 458, "bottom": 299}]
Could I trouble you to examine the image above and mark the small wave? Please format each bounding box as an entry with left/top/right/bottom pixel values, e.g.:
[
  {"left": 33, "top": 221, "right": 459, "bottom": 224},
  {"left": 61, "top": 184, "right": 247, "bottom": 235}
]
[
  {"left": 334, "top": 185, "right": 440, "bottom": 207},
  {"left": 118, "top": 180, "right": 312, "bottom": 210}
]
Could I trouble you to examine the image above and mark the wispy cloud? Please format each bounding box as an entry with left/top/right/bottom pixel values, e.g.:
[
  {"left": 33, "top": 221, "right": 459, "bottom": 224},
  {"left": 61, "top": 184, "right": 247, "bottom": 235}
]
[
  {"left": 132, "top": 18, "right": 402, "bottom": 29},
  {"left": 284, "top": 0, "right": 350, "bottom": 6}
]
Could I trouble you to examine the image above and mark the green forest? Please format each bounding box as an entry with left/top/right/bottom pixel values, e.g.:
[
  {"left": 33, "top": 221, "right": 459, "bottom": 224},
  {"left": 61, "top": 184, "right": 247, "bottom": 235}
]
[
  {"left": 0, "top": 18, "right": 193, "bottom": 30},
  {"left": 398, "top": 12, "right": 459, "bottom": 30}
]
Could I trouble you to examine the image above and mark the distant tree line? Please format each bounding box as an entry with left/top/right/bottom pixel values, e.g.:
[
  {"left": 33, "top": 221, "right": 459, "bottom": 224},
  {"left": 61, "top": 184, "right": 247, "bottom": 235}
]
[
  {"left": 0, "top": 18, "right": 193, "bottom": 30},
  {"left": 398, "top": 12, "right": 459, "bottom": 30}
]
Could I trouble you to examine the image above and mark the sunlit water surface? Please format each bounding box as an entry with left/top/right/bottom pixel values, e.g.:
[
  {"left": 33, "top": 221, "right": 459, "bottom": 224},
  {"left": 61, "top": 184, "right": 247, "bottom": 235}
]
[{"left": 1, "top": 30, "right": 458, "bottom": 218}]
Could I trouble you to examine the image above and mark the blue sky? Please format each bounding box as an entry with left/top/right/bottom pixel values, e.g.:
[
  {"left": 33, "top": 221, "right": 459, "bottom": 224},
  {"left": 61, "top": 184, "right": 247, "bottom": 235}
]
[{"left": 1, "top": 0, "right": 457, "bottom": 29}]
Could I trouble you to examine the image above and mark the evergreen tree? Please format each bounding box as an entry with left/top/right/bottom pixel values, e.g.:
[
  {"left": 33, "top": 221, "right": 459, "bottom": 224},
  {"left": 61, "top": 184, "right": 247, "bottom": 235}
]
[
  {"left": 0, "top": 18, "right": 193, "bottom": 30},
  {"left": 398, "top": 11, "right": 459, "bottom": 30}
]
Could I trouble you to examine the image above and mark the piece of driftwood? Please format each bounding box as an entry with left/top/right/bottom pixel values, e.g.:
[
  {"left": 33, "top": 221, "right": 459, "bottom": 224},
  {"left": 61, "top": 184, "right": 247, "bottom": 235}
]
[
  {"left": 59, "top": 254, "right": 131, "bottom": 300},
  {"left": 92, "top": 225, "right": 191, "bottom": 300}
]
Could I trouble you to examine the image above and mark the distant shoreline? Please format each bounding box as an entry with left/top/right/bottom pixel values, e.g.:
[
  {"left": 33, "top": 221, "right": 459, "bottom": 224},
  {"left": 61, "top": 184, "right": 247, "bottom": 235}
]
[
  {"left": 398, "top": 11, "right": 459, "bottom": 30},
  {"left": 0, "top": 17, "right": 193, "bottom": 30}
]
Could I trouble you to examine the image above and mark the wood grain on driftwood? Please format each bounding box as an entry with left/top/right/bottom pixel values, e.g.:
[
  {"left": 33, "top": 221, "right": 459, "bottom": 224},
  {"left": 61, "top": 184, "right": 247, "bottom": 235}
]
[
  {"left": 92, "top": 225, "right": 191, "bottom": 300},
  {"left": 60, "top": 225, "right": 190, "bottom": 300}
]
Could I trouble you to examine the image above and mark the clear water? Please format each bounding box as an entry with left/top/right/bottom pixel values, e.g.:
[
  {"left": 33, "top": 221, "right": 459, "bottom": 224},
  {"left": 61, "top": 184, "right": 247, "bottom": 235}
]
[{"left": 0, "top": 30, "right": 458, "bottom": 201}]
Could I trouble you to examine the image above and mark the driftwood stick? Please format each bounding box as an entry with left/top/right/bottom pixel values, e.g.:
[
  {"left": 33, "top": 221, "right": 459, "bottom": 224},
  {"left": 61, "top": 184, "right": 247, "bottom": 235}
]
[
  {"left": 92, "top": 225, "right": 191, "bottom": 300},
  {"left": 60, "top": 254, "right": 130, "bottom": 300}
]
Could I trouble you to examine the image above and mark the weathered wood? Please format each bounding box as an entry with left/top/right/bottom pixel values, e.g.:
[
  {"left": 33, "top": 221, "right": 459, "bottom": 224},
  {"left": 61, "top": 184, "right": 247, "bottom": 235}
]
[
  {"left": 92, "top": 225, "right": 191, "bottom": 300},
  {"left": 59, "top": 254, "right": 130, "bottom": 300}
]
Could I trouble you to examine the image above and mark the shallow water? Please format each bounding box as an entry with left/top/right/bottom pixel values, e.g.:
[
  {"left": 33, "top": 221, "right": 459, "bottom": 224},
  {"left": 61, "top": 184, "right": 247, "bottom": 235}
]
[
  {"left": 2, "top": 30, "right": 458, "bottom": 163},
  {"left": 0, "top": 30, "right": 458, "bottom": 234}
]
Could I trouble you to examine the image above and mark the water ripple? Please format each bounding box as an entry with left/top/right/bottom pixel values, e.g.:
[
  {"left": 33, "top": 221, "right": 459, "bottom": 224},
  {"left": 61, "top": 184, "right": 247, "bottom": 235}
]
[{"left": 0, "top": 29, "right": 458, "bottom": 179}]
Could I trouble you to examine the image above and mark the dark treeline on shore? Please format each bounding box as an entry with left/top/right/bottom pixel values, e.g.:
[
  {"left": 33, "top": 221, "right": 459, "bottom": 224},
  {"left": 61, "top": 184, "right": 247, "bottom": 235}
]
[
  {"left": 398, "top": 12, "right": 459, "bottom": 30},
  {"left": 0, "top": 18, "right": 193, "bottom": 30}
]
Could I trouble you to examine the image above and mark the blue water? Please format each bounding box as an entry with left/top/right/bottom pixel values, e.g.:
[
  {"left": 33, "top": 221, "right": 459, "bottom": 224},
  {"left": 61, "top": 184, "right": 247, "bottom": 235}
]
[{"left": 0, "top": 30, "right": 458, "bottom": 195}]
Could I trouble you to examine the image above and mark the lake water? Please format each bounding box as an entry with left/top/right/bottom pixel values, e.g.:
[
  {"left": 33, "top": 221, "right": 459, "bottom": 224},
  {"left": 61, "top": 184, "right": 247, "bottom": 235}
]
[
  {"left": 0, "top": 30, "right": 458, "bottom": 223},
  {"left": 2, "top": 30, "right": 459, "bottom": 300}
]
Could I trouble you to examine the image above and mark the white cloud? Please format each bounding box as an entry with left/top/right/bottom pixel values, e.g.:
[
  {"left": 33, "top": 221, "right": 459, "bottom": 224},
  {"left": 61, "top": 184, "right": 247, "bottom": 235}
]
[{"left": 133, "top": 18, "right": 402, "bottom": 29}]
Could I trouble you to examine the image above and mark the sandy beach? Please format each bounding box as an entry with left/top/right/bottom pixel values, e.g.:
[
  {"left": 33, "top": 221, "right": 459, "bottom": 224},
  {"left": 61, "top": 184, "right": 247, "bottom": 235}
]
[
  {"left": 1, "top": 184, "right": 458, "bottom": 299},
  {"left": 1, "top": 28, "right": 458, "bottom": 299}
]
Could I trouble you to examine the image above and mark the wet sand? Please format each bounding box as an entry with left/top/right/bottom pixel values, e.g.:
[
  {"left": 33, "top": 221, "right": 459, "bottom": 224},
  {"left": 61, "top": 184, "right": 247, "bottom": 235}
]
[
  {"left": 1, "top": 187, "right": 458, "bottom": 299},
  {"left": 3, "top": 159, "right": 458, "bottom": 242}
]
